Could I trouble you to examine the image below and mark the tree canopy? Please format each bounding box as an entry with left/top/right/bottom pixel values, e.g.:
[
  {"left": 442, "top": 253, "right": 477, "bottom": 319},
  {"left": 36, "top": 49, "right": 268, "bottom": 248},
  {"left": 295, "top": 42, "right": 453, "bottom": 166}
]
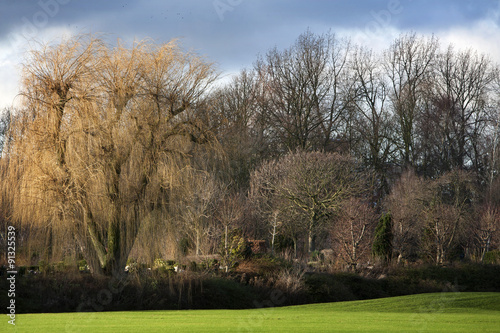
[{"left": 1, "top": 35, "right": 218, "bottom": 275}]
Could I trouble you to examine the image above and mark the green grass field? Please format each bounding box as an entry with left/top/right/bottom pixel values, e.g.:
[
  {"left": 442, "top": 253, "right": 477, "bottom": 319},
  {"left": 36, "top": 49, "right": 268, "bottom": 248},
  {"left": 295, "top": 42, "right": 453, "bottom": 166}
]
[{"left": 8, "top": 292, "right": 500, "bottom": 332}]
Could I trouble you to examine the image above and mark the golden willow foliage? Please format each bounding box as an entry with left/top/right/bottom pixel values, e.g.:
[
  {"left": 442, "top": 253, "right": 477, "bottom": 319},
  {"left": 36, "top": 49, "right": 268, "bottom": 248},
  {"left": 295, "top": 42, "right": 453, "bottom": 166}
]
[{"left": 2, "top": 35, "right": 219, "bottom": 275}]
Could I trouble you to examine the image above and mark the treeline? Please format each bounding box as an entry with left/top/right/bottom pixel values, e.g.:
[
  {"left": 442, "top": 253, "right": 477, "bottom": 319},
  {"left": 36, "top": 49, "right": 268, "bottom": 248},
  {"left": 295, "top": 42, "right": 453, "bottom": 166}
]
[
  {"left": 0, "top": 31, "right": 499, "bottom": 275},
  {"left": 208, "top": 30, "right": 498, "bottom": 186}
]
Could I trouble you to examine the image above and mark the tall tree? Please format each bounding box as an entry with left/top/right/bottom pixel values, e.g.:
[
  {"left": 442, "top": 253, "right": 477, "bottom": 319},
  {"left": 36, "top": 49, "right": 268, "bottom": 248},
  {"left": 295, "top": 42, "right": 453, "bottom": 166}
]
[
  {"left": 208, "top": 69, "right": 268, "bottom": 189},
  {"left": 2, "top": 35, "right": 218, "bottom": 275},
  {"left": 384, "top": 33, "right": 438, "bottom": 167},
  {"left": 255, "top": 30, "right": 351, "bottom": 152},
  {"left": 351, "top": 46, "right": 395, "bottom": 173},
  {"left": 427, "top": 46, "right": 495, "bottom": 175}
]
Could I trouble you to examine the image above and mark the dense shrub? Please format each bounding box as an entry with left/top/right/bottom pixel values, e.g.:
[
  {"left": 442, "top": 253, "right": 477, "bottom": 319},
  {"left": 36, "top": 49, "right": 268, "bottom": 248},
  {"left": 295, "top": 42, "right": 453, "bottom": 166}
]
[{"left": 1, "top": 260, "right": 498, "bottom": 313}]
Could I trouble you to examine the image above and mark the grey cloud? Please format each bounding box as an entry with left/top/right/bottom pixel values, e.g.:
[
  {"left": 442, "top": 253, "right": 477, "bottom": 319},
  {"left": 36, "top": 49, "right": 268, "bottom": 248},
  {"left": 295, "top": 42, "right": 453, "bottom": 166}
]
[{"left": 0, "top": 0, "right": 498, "bottom": 72}]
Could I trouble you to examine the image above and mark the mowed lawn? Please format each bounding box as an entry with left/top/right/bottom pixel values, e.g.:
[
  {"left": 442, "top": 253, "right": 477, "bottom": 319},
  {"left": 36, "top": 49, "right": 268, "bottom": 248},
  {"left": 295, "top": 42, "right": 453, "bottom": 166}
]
[{"left": 10, "top": 292, "right": 500, "bottom": 332}]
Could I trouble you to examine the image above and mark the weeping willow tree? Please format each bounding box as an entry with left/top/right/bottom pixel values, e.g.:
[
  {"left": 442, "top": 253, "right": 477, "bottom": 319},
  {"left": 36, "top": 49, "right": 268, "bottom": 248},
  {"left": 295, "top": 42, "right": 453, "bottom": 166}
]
[{"left": 1, "top": 35, "right": 219, "bottom": 275}]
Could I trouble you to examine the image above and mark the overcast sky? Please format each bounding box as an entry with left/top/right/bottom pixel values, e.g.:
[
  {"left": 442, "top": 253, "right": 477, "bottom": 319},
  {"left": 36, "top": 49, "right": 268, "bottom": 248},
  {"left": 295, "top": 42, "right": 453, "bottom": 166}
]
[{"left": 1, "top": 0, "right": 499, "bottom": 109}]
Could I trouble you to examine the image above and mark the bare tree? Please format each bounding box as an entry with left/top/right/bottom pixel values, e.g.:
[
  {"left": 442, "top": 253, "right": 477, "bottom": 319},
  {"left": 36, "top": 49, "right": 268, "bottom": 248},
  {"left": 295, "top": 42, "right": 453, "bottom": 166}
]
[
  {"left": 476, "top": 204, "right": 500, "bottom": 262},
  {"left": 215, "top": 191, "right": 244, "bottom": 251},
  {"left": 2, "top": 35, "right": 218, "bottom": 275},
  {"left": 422, "top": 170, "right": 476, "bottom": 264},
  {"left": 384, "top": 33, "right": 438, "bottom": 167},
  {"left": 331, "top": 198, "right": 377, "bottom": 271},
  {"left": 484, "top": 70, "right": 500, "bottom": 185},
  {"left": 255, "top": 30, "right": 351, "bottom": 151},
  {"left": 384, "top": 170, "right": 426, "bottom": 264},
  {"left": 350, "top": 46, "right": 395, "bottom": 174},
  {"left": 422, "top": 203, "right": 462, "bottom": 265},
  {"left": 207, "top": 69, "right": 268, "bottom": 189},
  {"left": 249, "top": 156, "right": 295, "bottom": 254},
  {"left": 177, "top": 170, "right": 220, "bottom": 256},
  {"left": 250, "top": 150, "right": 368, "bottom": 254},
  {"left": 428, "top": 46, "right": 495, "bottom": 175},
  {"left": 387, "top": 168, "right": 476, "bottom": 265},
  {"left": 0, "top": 108, "right": 11, "bottom": 157}
]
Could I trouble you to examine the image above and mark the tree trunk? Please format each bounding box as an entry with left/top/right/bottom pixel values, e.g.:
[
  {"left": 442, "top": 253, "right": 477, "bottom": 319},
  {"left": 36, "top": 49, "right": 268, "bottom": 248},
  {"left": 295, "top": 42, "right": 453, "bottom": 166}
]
[
  {"left": 195, "top": 228, "right": 201, "bottom": 256},
  {"left": 44, "top": 226, "right": 53, "bottom": 263},
  {"left": 308, "top": 229, "right": 316, "bottom": 253},
  {"left": 84, "top": 205, "right": 127, "bottom": 276},
  {"left": 481, "top": 235, "right": 491, "bottom": 262},
  {"left": 351, "top": 244, "right": 357, "bottom": 269},
  {"left": 271, "top": 215, "right": 278, "bottom": 256},
  {"left": 293, "top": 237, "right": 297, "bottom": 259},
  {"left": 308, "top": 212, "right": 318, "bottom": 253},
  {"left": 436, "top": 245, "right": 444, "bottom": 265},
  {"left": 105, "top": 214, "right": 122, "bottom": 275},
  {"left": 87, "top": 223, "right": 106, "bottom": 268},
  {"left": 224, "top": 225, "right": 228, "bottom": 252},
  {"left": 271, "top": 226, "right": 276, "bottom": 256}
]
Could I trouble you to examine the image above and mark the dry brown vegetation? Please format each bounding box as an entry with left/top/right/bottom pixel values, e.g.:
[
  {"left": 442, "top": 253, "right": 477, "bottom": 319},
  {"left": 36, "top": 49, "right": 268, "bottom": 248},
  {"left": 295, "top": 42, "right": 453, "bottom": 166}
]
[{"left": 1, "top": 35, "right": 219, "bottom": 275}]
